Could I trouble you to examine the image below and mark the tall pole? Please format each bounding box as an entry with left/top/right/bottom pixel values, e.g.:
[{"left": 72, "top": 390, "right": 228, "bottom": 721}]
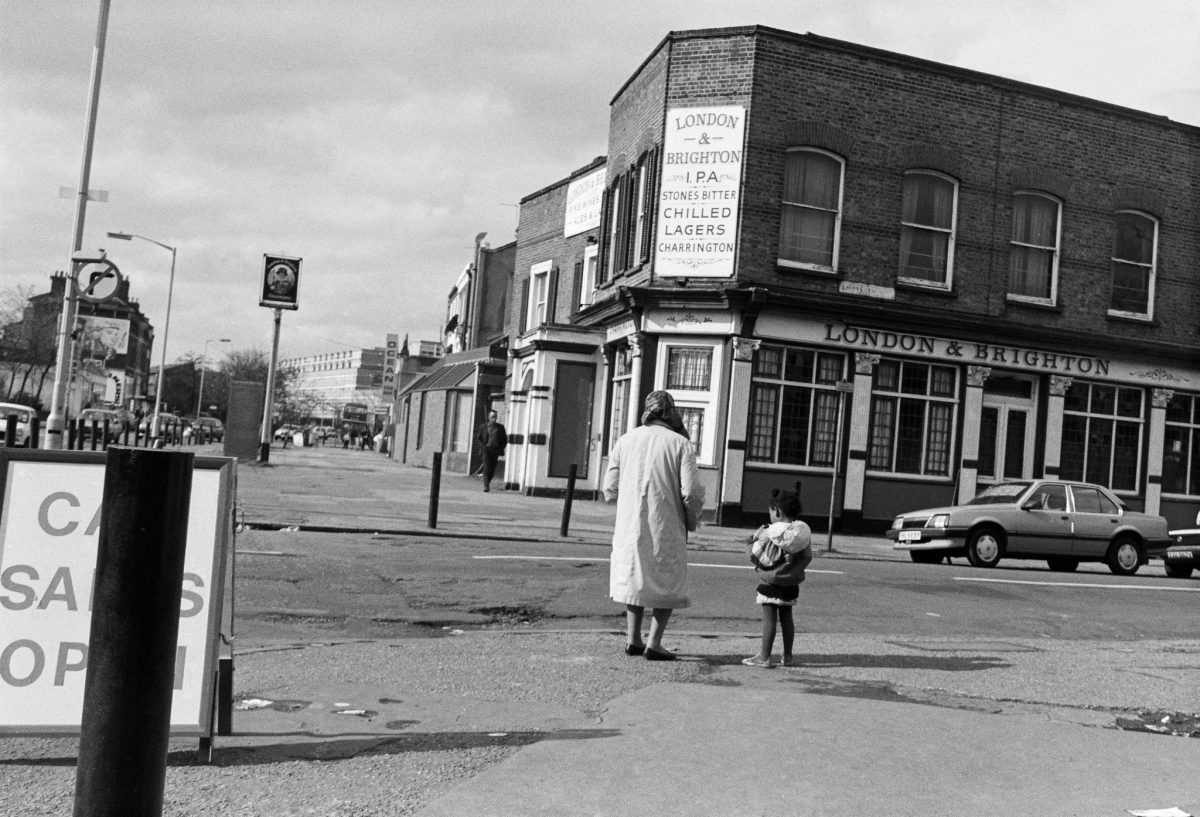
[
  {"left": 45, "top": 0, "right": 112, "bottom": 450},
  {"left": 110, "top": 232, "right": 178, "bottom": 448},
  {"left": 259, "top": 308, "right": 282, "bottom": 462},
  {"left": 195, "top": 338, "right": 230, "bottom": 418},
  {"left": 150, "top": 246, "right": 177, "bottom": 448}
]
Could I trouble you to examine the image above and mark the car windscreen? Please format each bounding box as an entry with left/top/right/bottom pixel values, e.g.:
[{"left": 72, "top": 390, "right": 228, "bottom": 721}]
[{"left": 967, "top": 482, "right": 1032, "bottom": 505}]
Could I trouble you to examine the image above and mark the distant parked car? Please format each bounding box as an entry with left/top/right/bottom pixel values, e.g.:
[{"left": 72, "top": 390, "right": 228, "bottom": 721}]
[
  {"left": 78, "top": 407, "right": 133, "bottom": 444},
  {"left": 0, "top": 401, "right": 36, "bottom": 447},
  {"left": 273, "top": 424, "right": 298, "bottom": 441},
  {"left": 188, "top": 416, "right": 225, "bottom": 442},
  {"left": 887, "top": 479, "right": 1171, "bottom": 576},
  {"left": 1148, "top": 511, "right": 1200, "bottom": 578}
]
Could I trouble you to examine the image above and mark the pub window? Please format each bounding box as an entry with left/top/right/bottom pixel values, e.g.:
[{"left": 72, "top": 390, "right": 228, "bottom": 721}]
[
  {"left": 607, "top": 345, "right": 633, "bottom": 451},
  {"left": 678, "top": 406, "right": 704, "bottom": 459},
  {"left": 1163, "top": 393, "right": 1200, "bottom": 495},
  {"left": 666, "top": 347, "right": 712, "bottom": 390},
  {"left": 1060, "top": 382, "right": 1144, "bottom": 491},
  {"left": 867, "top": 359, "right": 958, "bottom": 476},
  {"left": 747, "top": 345, "right": 845, "bottom": 466}
]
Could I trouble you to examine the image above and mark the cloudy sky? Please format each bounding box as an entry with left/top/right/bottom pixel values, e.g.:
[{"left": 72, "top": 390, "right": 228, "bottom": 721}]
[{"left": 2, "top": 0, "right": 1197, "bottom": 363}]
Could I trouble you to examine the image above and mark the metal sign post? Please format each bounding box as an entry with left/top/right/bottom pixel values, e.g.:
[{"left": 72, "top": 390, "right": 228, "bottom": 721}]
[
  {"left": 258, "top": 254, "right": 300, "bottom": 463},
  {"left": 827, "top": 380, "right": 854, "bottom": 552}
]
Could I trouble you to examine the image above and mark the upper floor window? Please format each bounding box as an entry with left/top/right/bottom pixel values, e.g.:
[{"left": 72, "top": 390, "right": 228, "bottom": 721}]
[
  {"left": 599, "top": 148, "right": 659, "bottom": 284},
  {"left": 778, "top": 148, "right": 843, "bottom": 271},
  {"left": 898, "top": 170, "right": 957, "bottom": 288},
  {"left": 527, "top": 261, "right": 551, "bottom": 328},
  {"left": 1110, "top": 210, "right": 1157, "bottom": 319},
  {"left": 1008, "top": 192, "right": 1061, "bottom": 304},
  {"left": 578, "top": 243, "right": 598, "bottom": 309}
]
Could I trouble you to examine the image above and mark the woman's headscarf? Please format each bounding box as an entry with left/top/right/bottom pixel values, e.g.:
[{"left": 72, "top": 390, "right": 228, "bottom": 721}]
[{"left": 641, "top": 389, "right": 688, "bottom": 438}]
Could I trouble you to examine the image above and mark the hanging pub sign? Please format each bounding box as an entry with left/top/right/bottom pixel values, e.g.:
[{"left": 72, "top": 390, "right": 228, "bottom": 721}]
[{"left": 260, "top": 254, "right": 301, "bottom": 310}]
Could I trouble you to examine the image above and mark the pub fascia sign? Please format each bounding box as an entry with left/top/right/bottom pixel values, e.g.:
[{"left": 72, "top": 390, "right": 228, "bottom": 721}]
[{"left": 821, "top": 323, "right": 1112, "bottom": 376}]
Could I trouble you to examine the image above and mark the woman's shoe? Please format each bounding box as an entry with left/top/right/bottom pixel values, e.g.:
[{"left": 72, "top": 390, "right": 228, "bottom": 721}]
[
  {"left": 644, "top": 647, "right": 677, "bottom": 661},
  {"left": 624, "top": 643, "right": 645, "bottom": 656},
  {"left": 741, "top": 655, "right": 776, "bottom": 668}
]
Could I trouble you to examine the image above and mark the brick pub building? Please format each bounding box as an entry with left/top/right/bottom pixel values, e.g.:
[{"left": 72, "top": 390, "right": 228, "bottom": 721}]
[{"left": 531, "top": 25, "right": 1200, "bottom": 531}]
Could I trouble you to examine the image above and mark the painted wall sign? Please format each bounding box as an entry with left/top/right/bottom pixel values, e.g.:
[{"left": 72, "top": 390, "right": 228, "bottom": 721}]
[
  {"left": 654, "top": 105, "right": 745, "bottom": 278},
  {"left": 563, "top": 166, "right": 605, "bottom": 237},
  {"left": 0, "top": 451, "right": 234, "bottom": 735}
]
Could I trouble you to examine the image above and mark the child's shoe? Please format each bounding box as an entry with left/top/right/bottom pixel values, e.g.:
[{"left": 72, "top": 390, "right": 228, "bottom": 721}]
[{"left": 741, "top": 655, "right": 776, "bottom": 668}]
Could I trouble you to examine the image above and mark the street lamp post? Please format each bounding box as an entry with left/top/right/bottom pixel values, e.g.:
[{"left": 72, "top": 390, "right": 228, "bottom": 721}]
[
  {"left": 195, "top": 338, "right": 231, "bottom": 418},
  {"left": 107, "top": 231, "right": 176, "bottom": 447}
]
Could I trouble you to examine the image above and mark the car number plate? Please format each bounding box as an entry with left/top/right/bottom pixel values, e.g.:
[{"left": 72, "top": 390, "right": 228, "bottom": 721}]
[
  {"left": 1166, "top": 551, "right": 1192, "bottom": 560},
  {"left": 898, "top": 530, "right": 923, "bottom": 542}
]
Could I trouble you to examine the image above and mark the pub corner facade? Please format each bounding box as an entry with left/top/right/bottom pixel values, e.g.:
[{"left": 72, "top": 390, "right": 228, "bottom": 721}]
[{"left": 504, "top": 25, "right": 1200, "bottom": 532}]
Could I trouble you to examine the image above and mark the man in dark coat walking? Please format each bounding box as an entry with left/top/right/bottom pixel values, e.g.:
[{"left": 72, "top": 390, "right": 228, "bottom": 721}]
[{"left": 476, "top": 410, "right": 508, "bottom": 492}]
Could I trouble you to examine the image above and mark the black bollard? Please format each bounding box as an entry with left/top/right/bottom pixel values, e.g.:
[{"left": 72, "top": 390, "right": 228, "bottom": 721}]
[
  {"left": 560, "top": 463, "right": 578, "bottom": 537},
  {"left": 73, "top": 448, "right": 193, "bottom": 817},
  {"left": 68, "top": 419, "right": 78, "bottom": 450},
  {"left": 29, "top": 416, "right": 40, "bottom": 449},
  {"left": 428, "top": 451, "right": 442, "bottom": 529},
  {"left": 89, "top": 420, "right": 100, "bottom": 451},
  {"left": 4, "top": 415, "right": 15, "bottom": 448}
]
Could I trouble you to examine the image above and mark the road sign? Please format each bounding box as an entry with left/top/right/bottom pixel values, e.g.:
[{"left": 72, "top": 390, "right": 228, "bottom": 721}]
[{"left": 76, "top": 259, "right": 122, "bottom": 303}]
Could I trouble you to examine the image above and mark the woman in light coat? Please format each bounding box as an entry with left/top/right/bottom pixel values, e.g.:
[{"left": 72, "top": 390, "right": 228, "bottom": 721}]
[{"left": 603, "top": 390, "right": 705, "bottom": 661}]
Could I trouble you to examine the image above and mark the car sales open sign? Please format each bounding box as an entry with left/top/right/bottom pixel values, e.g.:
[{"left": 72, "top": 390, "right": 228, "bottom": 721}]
[{"left": 0, "top": 450, "right": 234, "bottom": 735}]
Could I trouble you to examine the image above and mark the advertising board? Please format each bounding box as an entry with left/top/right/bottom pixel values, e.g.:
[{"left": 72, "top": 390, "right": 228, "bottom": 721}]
[{"left": 0, "top": 450, "right": 234, "bottom": 735}]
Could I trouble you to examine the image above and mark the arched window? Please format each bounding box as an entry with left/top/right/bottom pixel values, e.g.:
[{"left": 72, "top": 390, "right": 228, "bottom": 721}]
[{"left": 778, "top": 148, "right": 843, "bottom": 271}]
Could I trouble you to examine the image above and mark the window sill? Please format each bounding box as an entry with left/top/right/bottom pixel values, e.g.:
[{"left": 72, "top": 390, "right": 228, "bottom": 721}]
[
  {"left": 895, "top": 279, "right": 956, "bottom": 298},
  {"left": 1106, "top": 310, "right": 1156, "bottom": 326},
  {"left": 777, "top": 259, "right": 837, "bottom": 275},
  {"left": 1005, "top": 296, "right": 1062, "bottom": 313}
]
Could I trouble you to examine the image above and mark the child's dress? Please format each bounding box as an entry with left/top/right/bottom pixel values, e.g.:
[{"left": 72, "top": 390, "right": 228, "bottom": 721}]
[{"left": 748, "top": 520, "right": 813, "bottom": 605}]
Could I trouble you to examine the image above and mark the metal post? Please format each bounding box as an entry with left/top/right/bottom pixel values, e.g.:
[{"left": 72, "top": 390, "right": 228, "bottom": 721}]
[
  {"left": 46, "top": 0, "right": 111, "bottom": 450},
  {"left": 259, "top": 309, "right": 282, "bottom": 463},
  {"left": 428, "top": 451, "right": 442, "bottom": 529},
  {"left": 827, "top": 382, "right": 852, "bottom": 552},
  {"left": 73, "top": 447, "right": 193, "bottom": 817},
  {"left": 560, "top": 463, "right": 578, "bottom": 537},
  {"left": 149, "top": 245, "right": 177, "bottom": 449},
  {"left": 4, "top": 416, "right": 14, "bottom": 448}
]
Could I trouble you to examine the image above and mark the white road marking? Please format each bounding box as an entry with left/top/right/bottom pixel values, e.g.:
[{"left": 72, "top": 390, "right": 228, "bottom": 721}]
[
  {"left": 472, "top": 555, "right": 843, "bottom": 574},
  {"left": 955, "top": 576, "right": 1200, "bottom": 592}
]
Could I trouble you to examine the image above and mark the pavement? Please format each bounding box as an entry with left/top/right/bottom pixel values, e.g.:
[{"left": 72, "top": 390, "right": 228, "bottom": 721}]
[
  {"left": 226, "top": 443, "right": 1200, "bottom": 816},
  {"left": 7, "top": 441, "right": 1200, "bottom": 816}
]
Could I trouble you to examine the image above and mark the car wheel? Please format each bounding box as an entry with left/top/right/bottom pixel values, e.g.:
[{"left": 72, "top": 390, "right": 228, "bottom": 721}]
[
  {"left": 910, "top": 550, "right": 945, "bottom": 564},
  {"left": 967, "top": 528, "right": 1003, "bottom": 568},
  {"left": 1106, "top": 537, "right": 1142, "bottom": 576},
  {"left": 1164, "top": 562, "right": 1194, "bottom": 579},
  {"left": 1046, "top": 557, "right": 1079, "bottom": 572}
]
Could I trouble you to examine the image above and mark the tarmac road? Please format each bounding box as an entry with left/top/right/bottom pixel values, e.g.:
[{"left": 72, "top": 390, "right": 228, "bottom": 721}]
[{"left": 2, "top": 443, "right": 1200, "bottom": 816}]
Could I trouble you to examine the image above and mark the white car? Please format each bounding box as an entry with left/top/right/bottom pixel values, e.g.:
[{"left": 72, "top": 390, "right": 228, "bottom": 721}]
[
  {"left": 0, "top": 402, "right": 36, "bottom": 447},
  {"left": 887, "top": 479, "right": 1171, "bottom": 576}
]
